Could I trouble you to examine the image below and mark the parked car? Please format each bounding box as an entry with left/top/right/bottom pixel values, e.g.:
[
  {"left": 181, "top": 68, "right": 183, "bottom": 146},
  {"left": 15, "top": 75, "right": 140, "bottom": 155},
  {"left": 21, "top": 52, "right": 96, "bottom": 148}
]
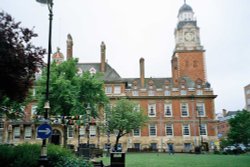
[
  {"left": 223, "top": 145, "right": 236, "bottom": 152},
  {"left": 223, "top": 144, "right": 247, "bottom": 154},
  {"left": 237, "top": 144, "right": 246, "bottom": 152}
]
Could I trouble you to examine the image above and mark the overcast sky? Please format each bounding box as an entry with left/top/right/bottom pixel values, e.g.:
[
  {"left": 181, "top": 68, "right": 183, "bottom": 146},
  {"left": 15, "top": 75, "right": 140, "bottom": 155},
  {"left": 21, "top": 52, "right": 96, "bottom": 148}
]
[{"left": 1, "top": 0, "right": 250, "bottom": 113}]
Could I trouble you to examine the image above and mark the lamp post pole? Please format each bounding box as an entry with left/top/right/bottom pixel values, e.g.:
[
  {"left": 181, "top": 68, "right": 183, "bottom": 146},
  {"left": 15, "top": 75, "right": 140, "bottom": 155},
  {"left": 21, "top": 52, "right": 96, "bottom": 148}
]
[
  {"left": 86, "top": 104, "right": 91, "bottom": 160},
  {"left": 198, "top": 110, "right": 203, "bottom": 148},
  {"left": 36, "top": 0, "right": 53, "bottom": 166}
]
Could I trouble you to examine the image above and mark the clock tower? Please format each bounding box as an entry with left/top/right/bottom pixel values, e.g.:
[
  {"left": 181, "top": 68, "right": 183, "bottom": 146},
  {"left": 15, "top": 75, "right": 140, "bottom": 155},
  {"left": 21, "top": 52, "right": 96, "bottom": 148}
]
[{"left": 172, "top": 1, "right": 206, "bottom": 86}]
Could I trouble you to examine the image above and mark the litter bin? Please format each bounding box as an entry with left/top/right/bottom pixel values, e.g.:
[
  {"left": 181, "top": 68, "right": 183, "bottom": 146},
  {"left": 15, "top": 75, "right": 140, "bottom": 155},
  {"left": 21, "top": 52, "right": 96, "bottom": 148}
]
[{"left": 110, "top": 152, "right": 125, "bottom": 167}]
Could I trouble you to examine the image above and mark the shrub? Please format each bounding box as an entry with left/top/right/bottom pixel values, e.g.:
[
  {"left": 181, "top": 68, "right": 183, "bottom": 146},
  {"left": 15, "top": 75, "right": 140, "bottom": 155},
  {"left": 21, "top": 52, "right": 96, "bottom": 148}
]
[
  {"left": 47, "top": 144, "right": 92, "bottom": 167},
  {"left": 0, "top": 143, "right": 92, "bottom": 167},
  {"left": 12, "top": 143, "right": 40, "bottom": 167},
  {"left": 0, "top": 144, "right": 15, "bottom": 167}
]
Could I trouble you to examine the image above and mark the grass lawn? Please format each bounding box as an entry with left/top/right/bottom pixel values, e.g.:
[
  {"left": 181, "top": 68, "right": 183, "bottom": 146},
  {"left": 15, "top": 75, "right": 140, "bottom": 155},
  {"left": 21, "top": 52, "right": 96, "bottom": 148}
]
[{"left": 98, "top": 153, "right": 250, "bottom": 167}]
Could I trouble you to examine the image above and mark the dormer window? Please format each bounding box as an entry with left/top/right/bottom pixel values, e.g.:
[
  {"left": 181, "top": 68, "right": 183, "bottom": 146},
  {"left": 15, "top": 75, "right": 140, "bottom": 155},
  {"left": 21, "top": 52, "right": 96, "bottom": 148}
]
[
  {"left": 148, "top": 90, "right": 155, "bottom": 96},
  {"left": 132, "top": 90, "right": 139, "bottom": 96},
  {"left": 196, "top": 79, "right": 203, "bottom": 88},
  {"left": 180, "top": 90, "right": 187, "bottom": 95},
  {"left": 89, "top": 67, "right": 96, "bottom": 75},
  {"left": 77, "top": 68, "right": 83, "bottom": 75},
  {"left": 180, "top": 79, "right": 186, "bottom": 89}
]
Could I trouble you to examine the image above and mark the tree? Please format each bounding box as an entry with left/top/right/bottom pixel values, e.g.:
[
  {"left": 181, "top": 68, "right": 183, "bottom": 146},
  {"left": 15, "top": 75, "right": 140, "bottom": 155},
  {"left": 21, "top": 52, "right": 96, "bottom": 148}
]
[
  {"left": 35, "top": 58, "right": 107, "bottom": 117},
  {"left": 107, "top": 99, "right": 148, "bottom": 151},
  {"left": 227, "top": 110, "right": 250, "bottom": 145},
  {"left": 0, "top": 11, "right": 45, "bottom": 117},
  {"left": 0, "top": 11, "right": 45, "bottom": 103},
  {"left": 35, "top": 58, "right": 108, "bottom": 147}
]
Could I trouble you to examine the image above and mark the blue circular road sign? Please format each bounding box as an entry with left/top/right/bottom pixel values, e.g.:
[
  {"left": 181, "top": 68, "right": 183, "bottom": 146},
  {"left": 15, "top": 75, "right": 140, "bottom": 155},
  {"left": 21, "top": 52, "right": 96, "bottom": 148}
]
[{"left": 37, "top": 123, "right": 52, "bottom": 139}]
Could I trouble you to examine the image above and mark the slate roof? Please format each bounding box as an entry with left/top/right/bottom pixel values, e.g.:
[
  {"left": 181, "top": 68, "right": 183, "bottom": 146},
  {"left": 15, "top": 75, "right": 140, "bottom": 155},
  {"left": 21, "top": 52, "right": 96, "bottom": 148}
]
[
  {"left": 225, "top": 111, "right": 240, "bottom": 117},
  {"left": 179, "top": 3, "right": 193, "bottom": 13},
  {"left": 77, "top": 63, "right": 122, "bottom": 82},
  {"left": 77, "top": 63, "right": 198, "bottom": 89}
]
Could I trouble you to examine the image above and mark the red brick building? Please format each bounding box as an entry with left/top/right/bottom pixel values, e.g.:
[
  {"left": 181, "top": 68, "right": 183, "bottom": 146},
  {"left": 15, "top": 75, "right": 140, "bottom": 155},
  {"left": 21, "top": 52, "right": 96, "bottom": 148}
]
[{"left": 0, "top": 2, "right": 217, "bottom": 152}]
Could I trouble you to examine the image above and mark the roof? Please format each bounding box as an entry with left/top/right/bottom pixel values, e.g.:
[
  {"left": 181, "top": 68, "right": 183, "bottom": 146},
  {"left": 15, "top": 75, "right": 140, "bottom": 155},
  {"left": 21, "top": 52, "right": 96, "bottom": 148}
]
[
  {"left": 77, "top": 63, "right": 122, "bottom": 82},
  {"left": 179, "top": 3, "right": 193, "bottom": 13},
  {"left": 225, "top": 111, "right": 239, "bottom": 117}
]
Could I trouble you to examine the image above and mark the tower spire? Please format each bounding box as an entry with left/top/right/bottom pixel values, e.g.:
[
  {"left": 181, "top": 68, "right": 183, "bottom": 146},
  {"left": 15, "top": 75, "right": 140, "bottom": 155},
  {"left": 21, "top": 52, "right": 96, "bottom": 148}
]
[{"left": 184, "top": 0, "right": 186, "bottom": 4}]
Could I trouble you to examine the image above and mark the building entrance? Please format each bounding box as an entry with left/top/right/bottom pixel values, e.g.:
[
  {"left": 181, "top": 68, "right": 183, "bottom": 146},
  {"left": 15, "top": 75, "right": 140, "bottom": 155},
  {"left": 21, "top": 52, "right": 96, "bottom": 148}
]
[{"left": 50, "top": 129, "right": 61, "bottom": 145}]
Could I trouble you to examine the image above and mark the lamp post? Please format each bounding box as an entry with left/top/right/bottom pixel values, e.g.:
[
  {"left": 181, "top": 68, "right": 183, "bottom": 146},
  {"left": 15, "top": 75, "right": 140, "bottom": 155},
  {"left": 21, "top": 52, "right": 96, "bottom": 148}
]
[
  {"left": 106, "top": 120, "right": 111, "bottom": 157},
  {"left": 36, "top": 0, "right": 53, "bottom": 166},
  {"left": 198, "top": 110, "right": 203, "bottom": 149},
  {"left": 86, "top": 104, "right": 91, "bottom": 159}
]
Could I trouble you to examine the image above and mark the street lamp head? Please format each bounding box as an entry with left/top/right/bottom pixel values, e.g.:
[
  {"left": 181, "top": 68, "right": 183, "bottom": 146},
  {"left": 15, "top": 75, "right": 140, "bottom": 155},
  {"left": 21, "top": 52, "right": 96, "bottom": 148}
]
[
  {"left": 86, "top": 103, "right": 91, "bottom": 115},
  {"left": 36, "top": 0, "right": 52, "bottom": 4},
  {"left": 44, "top": 101, "right": 50, "bottom": 109}
]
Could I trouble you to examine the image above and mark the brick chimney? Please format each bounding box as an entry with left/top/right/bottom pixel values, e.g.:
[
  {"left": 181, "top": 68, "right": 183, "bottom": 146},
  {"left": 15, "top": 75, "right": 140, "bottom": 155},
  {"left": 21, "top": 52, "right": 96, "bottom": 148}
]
[
  {"left": 100, "top": 41, "right": 106, "bottom": 72},
  {"left": 66, "top": 34, "right": 73, "bottom": 60},
  {"left": 222, "top": 109, "right": 227, "bottom": 117},
  {"left": 140, "top": 58, "right": 145, "bottom": 88}
]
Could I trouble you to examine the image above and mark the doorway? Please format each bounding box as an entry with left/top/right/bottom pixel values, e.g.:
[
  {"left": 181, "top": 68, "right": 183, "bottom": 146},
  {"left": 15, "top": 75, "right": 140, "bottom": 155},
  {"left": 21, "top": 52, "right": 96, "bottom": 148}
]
[{"left": 50, "top": 129, "right": 61, "bottom": 145}]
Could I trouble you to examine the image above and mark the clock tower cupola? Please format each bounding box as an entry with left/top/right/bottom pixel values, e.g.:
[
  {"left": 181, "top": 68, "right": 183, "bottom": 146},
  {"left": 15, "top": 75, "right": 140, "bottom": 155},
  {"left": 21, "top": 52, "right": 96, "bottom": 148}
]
[
  {"left": 174, "top": 1, "right": 203, "bottom": 51},
  {"left": 172, "top": 1, "right": 206, "bottom": 86}
]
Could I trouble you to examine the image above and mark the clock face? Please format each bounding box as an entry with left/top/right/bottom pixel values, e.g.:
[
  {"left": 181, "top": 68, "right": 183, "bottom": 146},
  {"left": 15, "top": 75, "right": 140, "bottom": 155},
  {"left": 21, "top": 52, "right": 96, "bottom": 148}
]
[{"left": 185, "top": 32, "right": 194, "bottom": 41}]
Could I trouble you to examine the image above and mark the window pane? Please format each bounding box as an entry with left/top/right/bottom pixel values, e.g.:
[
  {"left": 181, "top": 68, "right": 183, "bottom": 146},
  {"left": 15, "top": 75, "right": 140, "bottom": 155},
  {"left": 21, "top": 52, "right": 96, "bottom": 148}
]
[
  {"left": 68, "top": 126, "right": 74, "bottom": 138},
  {"left": 134, "top": 143, "right": 140, "bottom": 149},
  {"left": 200, "top": 124, "right": 207, "bottom": 135},
  {"left": 180, "top": 90, "right": 187, "bottom": 95},
  {"left": 25, "top": 126, "right": 32, "bottom": 139},
  {"left": 148, "top": 104, "right": 156, "bottom": 117},
  {"left": 149, "top": 124, "right": 156, "bottom": 136},
  {"left": 183, "top": 124, "right": 190, "bottom": 136},
  {"left": 166, "top": 124, "right": 173, "bottom": 136},
  {"left": 197, "top": 103, "right": 205, "bottom": 116},
  {"left": 132, "top": 91, "right": 139, "bottom": 96},
  {"left": 79, "top": 126, "right": 85, "bottom": 137},
  {"left": 90, "top": 126, "right": 96, "bottom": 136},
  {"left": 165, "top": 90, "right": 171, "bottom": 96},
  {"left": 133, "top": 128, "right": 140, "bottom": 136},
  {"left": 148, "top": 90, "right": 155, "bottom": 96},
  {"left": 164, "top": 104, "right": 172, "bottom": 116},
  {"left": 151, "top": 143, "right": 157, "bottom": 150},
  {"left": 14, "top": 127, "right": 20, "bottom": 139},
  {"left": 181, "top": 103, "right": 189, "bottom": 116},
  {"left": 114, "top": 86, "right": 121, "bottom": 94},
  {"left": 105, "top": 86, "right": 112, "bottom": 94}
]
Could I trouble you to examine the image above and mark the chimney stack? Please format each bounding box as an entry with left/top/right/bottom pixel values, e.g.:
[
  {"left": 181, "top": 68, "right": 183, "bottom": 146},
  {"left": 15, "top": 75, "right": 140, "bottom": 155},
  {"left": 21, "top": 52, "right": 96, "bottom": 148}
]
[
  {"left": 222, "top": 109, "right": 227, "bottom": 117},
  {"left": 140, "top": 58, "right": 145, "bottom": 88},
  {"left": 66, "top": 34, "right": 73, "bottom": 60},
  {"left": 100, "top": 41, "right": 106, "bottom": 72}
]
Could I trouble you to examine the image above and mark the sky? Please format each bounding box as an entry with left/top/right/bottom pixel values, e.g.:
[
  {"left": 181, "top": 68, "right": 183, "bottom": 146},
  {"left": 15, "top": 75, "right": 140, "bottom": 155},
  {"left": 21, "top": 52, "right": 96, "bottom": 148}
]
[{"left": 1, "top": 0, "right": 250, "bottom": 113}]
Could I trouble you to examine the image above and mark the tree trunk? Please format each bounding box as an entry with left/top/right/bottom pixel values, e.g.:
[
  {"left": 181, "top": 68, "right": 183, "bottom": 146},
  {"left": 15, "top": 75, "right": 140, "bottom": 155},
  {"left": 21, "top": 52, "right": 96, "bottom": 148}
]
[{"left": 114, "top": 132, "right": 121, "bottom": 151}]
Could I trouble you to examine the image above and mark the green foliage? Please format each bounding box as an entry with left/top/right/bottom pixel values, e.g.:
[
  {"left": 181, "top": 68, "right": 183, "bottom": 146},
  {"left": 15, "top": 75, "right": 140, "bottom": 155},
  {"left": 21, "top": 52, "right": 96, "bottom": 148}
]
[
  {"left": 0, "top": 144, "right": 15, "bottom": 166},
  {"left": 47, "top": 144, "right": 91, "bottom": 167},
  {"left": 0, "top": 143, "right": 40, "bottom": 167},
  {"left": 0, "top": 11, "right": 44, "bottom": 117},
  {"left": 0, "top": 11, "right": 45, "bottom": 103},
  {"left": 227, "top": 110, "right": 250, "bottom": 145},
  {"left": 107, "top": 99, "right": 148, "bottom": 149},
  {"left": 0, "top": 143, "right": 91, "bottom": 167},
  {"left": 35, "top": 58, "right": 107, "bottom": 117}
]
